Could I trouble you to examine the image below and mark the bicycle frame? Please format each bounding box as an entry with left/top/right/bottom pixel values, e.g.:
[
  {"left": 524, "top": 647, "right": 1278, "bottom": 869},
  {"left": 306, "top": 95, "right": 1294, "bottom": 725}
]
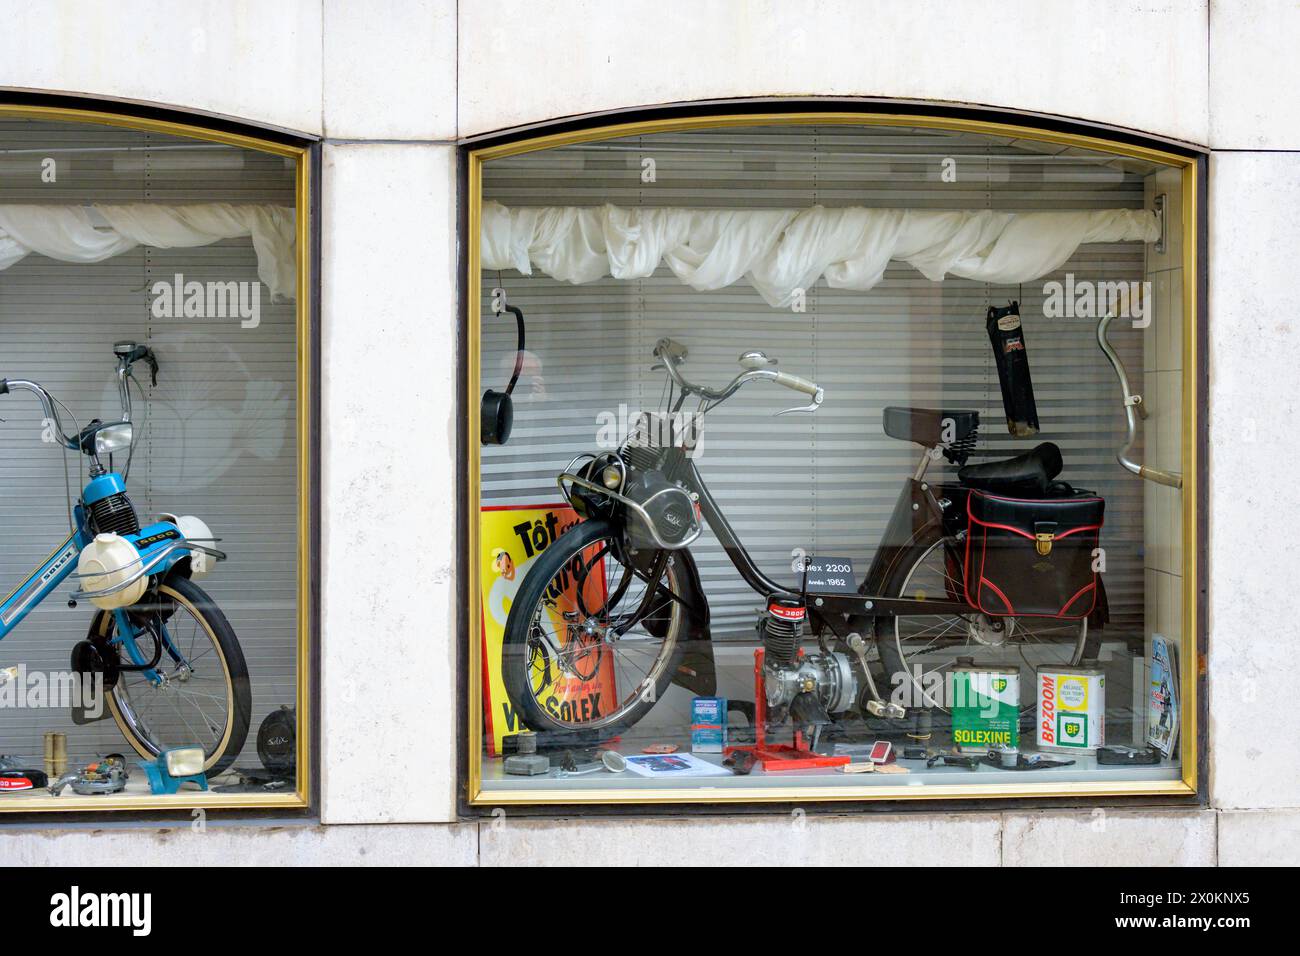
[
  {"left": 0, "top": 531, "right": 82, "bottom": 639},
  {"left": 560, "top": 447, "right": 972, "bottom": 626},
  {"left": 677, "top": 456, "right": 971, "bottom": 621}
]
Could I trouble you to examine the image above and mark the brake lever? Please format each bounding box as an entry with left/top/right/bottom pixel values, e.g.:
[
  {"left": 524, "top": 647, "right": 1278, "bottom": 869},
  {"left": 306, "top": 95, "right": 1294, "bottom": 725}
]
[{"left": 775, "top": 388, "right": 824, "bottom": 417}]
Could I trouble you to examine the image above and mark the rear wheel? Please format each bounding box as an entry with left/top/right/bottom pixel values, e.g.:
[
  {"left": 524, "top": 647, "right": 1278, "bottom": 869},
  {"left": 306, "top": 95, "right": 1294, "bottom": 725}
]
[
  {"left": 502, "top": 518, "right": 690, "bottom": 739},
  {"left": 875, "top": 533, "right": 1099, "bottom": 713}
]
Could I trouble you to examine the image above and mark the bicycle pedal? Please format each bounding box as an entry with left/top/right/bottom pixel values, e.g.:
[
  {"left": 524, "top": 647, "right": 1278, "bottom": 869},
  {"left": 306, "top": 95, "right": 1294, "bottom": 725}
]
[{"left": 866, "top": 699, "right": 907, "bottom": 719}]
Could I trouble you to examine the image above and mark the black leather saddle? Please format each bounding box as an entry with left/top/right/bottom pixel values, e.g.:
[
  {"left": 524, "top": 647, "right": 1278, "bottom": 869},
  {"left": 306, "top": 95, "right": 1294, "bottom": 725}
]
[
  {"left": 958, "top": 441, "right": 1065, "bottom": 496},
  {"left": 882, "top": 406, "right": 1075, "bottom": 498}
]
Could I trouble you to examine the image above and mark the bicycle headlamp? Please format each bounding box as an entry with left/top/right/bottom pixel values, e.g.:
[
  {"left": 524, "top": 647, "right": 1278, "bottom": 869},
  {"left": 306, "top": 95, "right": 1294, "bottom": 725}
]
[
  {"left": 94, "top": 422, "right": 133, "bottom": 455},
  {"left": 164, "top": 747, "right": 206, "bottom": 777},
  {"left": 601, "top": 465, "right": 622, "bottom": 489},
  {"left": 140, "top": 746, "right": 209, "bottom": 794}
]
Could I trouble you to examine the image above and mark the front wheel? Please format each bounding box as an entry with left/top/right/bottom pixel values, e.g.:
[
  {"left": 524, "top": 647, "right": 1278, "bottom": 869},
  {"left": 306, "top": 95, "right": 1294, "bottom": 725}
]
[
  {"left": 93, "top": 576, "right": 251, "bottom": 777},
  {"left": 502, "top": 518, "right": 690, "bottom": 740}
]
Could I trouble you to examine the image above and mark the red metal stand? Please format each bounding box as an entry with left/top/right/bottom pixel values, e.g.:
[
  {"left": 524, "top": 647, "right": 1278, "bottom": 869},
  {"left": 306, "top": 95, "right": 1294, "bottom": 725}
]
[{"left": 724, "top": 648, "right": 850, "bottom": 772}]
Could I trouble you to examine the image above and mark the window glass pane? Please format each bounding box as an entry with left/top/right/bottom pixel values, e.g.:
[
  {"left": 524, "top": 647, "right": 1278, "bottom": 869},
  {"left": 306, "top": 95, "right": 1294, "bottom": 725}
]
[
  {"left": 475, "top": 122, "right": 1188, "bottom": 800},
  {"left": 0, "top": 116, "right": 300, "bottom": 804}
]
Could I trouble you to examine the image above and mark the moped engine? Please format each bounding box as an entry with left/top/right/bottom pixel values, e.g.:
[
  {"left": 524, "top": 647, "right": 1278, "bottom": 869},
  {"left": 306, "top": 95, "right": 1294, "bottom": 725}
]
[
  {"left": 758, "top": 596, "right": 858, "bottom": 720},
  {"left": 622, "top": 468, "right": 698, "bottom": 550}
]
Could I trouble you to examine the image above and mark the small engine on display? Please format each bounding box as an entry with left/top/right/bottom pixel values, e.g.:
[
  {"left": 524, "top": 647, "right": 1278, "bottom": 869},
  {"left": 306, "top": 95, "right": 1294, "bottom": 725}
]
[
  {"left": 757, "top": 596, "right": 859, "bottom": 727},
  {"left": 49, "top": 754, "right": 129, "bottom": 797}
]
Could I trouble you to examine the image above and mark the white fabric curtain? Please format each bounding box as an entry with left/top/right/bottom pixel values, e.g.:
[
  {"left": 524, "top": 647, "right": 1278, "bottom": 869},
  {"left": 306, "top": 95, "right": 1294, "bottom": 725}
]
[
  {"left": 482, "top": 201, "right": 1159, "bottom": 308},
  {"left": 0, "top": 203, "right": 296, "bottom": 300}
]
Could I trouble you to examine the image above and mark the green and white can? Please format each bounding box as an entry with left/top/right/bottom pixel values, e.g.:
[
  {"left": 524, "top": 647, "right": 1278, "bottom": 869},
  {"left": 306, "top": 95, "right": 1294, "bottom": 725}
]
[{"left": 950, "top": 662, "right": 1021, "bottom": 753}]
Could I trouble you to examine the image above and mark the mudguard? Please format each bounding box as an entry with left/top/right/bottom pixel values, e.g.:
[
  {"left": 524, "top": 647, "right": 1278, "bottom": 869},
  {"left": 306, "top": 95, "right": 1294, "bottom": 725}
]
[
  {"left": 861, "top": 478, "right": 943, "bottom": 598},
  {"left": 1090, "top": 574, "right": 1111, "bottom": 630},
  {"left": 664, "top": 547, "right": 717, "bottom": 696}
]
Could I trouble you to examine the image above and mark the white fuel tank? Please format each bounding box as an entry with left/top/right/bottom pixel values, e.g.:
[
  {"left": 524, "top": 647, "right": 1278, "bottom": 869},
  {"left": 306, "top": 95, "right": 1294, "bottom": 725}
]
[{"left": 78, "top": 533, "right": 147, "bottom": 610}]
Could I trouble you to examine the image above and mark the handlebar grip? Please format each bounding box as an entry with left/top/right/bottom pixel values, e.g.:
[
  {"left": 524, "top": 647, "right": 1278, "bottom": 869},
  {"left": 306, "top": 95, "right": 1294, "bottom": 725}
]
[
  {"left": 654, "top": 338, "right": 688, "bottom": 361},
  {"left": 0, "top": 379, "right": 7, "bottom": 395},
  {"left": 1139, "top": 466, "right": 1183, "bottom": 489},
  {"left": 771, "top": 370, "right": 820, "bottom": 396}
]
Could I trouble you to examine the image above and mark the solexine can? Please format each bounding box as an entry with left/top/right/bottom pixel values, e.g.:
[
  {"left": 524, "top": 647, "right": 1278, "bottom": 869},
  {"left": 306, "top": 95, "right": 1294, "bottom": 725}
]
[
  {"left": 1036, "top": 664, "right": 1105, "bottom": 753},
  {"left": 950, "top": 662, "right": 1020, "bottom": 753}
]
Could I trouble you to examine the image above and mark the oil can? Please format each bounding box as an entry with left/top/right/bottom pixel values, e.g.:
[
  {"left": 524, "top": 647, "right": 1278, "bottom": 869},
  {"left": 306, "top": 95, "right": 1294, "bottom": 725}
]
[
  {"left": 950, "top": 661, "right": 1021, "bottom": 753},
  {"left": 1036, "top": 664, "right": 1105, "bottom": 753}
]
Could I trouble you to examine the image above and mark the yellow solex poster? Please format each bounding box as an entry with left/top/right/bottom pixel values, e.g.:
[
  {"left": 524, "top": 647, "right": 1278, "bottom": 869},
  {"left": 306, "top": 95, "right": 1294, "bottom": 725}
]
[{"left": 479, "top": 505, "right": 619, "bottom": 755}]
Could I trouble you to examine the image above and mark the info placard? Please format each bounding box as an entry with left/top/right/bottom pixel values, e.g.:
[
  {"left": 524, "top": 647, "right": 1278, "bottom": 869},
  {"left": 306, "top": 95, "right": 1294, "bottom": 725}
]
[{"left": 803, "top": 556, "right": 858, "bottom": 594}]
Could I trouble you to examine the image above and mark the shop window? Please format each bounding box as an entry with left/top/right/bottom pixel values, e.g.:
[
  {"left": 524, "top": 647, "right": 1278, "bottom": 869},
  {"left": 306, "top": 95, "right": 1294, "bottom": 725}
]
[
  {"left": 467, "top": 114, "right": 1198, "bottom": 806},
  {"left": 0, "top": 106, "right": 310, "bottom": 810}
]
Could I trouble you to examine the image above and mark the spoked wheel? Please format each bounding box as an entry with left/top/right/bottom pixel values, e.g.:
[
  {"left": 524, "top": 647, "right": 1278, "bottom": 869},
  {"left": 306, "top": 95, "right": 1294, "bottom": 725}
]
[
  {"left": 876, "top": 536, "right": 1100, "bottom": 713},
  {"left": 502, "top": 518, "right": 689, "bottom": 738},
  {"left": 94, "top": 576, "right": 251, "bottom": 777}
]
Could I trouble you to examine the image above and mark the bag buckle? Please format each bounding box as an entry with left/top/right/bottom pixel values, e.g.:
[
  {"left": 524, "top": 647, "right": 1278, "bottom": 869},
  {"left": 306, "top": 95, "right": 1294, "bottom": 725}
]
[{"left": 1034, "top": 521, "right": 1057, "bottom": 556}]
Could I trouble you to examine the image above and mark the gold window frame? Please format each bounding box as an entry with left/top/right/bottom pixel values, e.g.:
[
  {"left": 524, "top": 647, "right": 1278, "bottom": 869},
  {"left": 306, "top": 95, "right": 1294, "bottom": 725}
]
[
  {"left": 465, "top": 111, "right": 1201, "bottom": 808},
  {"left": 0, "top": 103, "right": 313, "bottom": 813}
]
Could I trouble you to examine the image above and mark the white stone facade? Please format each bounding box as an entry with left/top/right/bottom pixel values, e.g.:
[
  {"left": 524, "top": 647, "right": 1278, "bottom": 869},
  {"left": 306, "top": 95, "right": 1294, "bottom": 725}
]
[{"left": 2, "top": 0, "right": 1296, "bottom": 865}]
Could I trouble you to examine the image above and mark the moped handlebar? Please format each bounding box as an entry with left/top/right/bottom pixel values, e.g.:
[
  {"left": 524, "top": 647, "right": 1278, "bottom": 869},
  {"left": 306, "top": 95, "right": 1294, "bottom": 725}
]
[
  {"left": 115, "top": 341, "right": 159, "bottom": 386},
  {"left": 0, "top": 342, "right": 161, "bottom": 452},
  {"left": 653, "top": 338, "right": 824, "bottom": 413},
  {"left": 0, "top": 378, "right": 80, "bottom": 449}
]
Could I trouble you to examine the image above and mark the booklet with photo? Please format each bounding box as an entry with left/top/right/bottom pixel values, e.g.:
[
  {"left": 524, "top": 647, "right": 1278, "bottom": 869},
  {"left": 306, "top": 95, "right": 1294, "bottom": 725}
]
[
  {"left": 1146, "top": 635, "right": 1180, "bottom": 758},
  {"left": 621, "top": 753, "right": 732, "bottom": 778}
]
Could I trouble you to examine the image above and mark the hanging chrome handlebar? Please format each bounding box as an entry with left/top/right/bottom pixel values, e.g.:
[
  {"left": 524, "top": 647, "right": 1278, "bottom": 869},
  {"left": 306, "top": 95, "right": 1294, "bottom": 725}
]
[
  {"left": 1096, "top": 313, "right": 1183, "bottom": 489},
  {"left": 653, "top": 337, "right": 824, "bottom": 414}
]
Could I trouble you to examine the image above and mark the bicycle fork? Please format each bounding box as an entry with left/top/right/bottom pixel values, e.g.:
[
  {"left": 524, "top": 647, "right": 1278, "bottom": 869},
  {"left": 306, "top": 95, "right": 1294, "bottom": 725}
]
[{"left": 110, "top": 607, "right": 189, "bottom": 686}]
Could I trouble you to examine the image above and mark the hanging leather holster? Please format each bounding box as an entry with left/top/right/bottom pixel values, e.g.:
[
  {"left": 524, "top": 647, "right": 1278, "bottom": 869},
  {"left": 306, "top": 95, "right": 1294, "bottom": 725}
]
[{"left": 986, "top": 301, "right": 1040, "bottom": 437}]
